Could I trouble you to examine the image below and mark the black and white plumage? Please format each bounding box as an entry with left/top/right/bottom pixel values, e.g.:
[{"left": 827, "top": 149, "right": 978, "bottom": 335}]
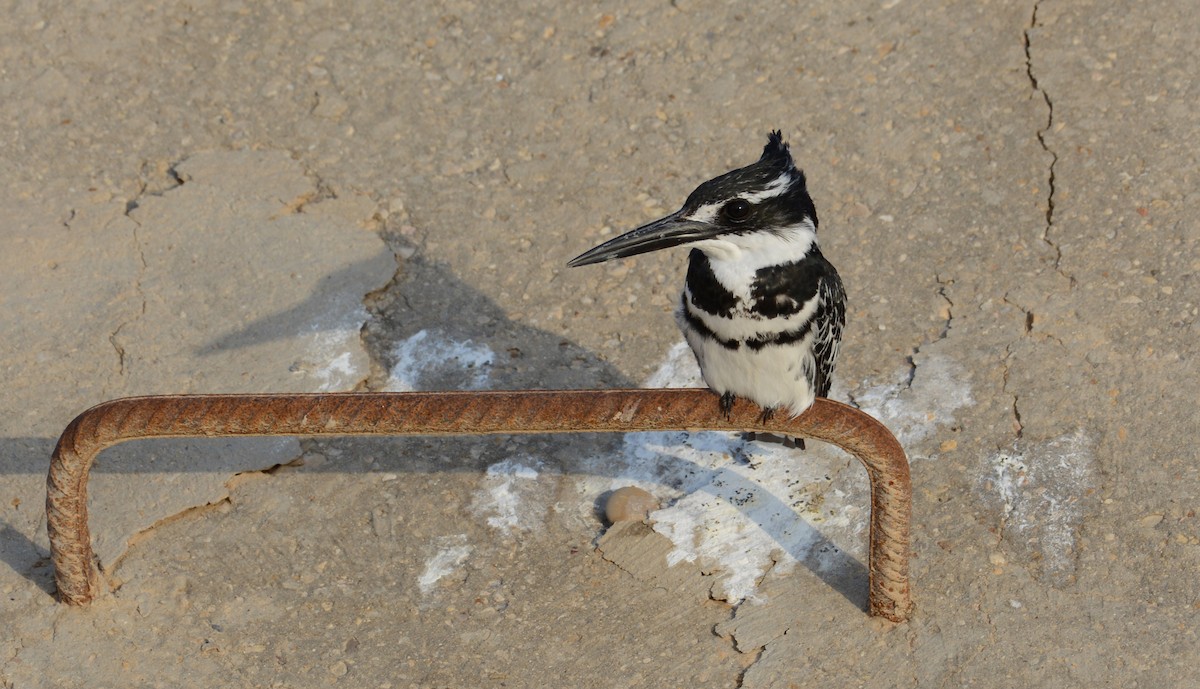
[{"left": 569, "top": 131, "right": 846, "bottom": 420}]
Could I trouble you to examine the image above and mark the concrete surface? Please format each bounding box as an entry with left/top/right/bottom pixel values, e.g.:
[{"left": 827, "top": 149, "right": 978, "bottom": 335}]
[{"left": 1, "top": 1, "right": 1197, "bottom": 687}]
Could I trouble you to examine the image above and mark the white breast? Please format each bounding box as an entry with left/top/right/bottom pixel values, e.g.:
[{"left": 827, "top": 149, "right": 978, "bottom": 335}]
[{"left": 679, "top": 321, "right": 818, "bottom": 417}]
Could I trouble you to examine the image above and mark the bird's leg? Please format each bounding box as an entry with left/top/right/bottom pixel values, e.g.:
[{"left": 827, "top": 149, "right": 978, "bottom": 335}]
[
  {"left": 719, "top": 392, "right": 736, "bottom": 419},
  {"left": 741, "top": 406, "right": 775, "bottom": 446},
  {"left": 757, "top": 405, "right": 776, "bottom": 425}
]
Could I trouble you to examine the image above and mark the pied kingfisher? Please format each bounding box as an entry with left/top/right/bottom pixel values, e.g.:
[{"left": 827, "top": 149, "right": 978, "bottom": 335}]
[{"left": 569, "top": 131, "right": 846, "bottom": 423}]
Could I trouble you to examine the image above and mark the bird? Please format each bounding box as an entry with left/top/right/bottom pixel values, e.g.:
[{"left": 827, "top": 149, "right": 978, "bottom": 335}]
[{"left": 568, "top": 131, "right": 846, "bottom": 427}]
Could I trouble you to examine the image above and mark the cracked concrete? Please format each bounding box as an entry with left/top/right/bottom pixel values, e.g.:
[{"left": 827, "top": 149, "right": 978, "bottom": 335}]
[
  {"left": 1024, "top": 3, "right": 1064, "bottom": 273},
  {"left": 2, "top": 150, "right": 394, "bottom": 570},
  {"left": 3, "top": 0, "right": 1199, "bottom": 687}
]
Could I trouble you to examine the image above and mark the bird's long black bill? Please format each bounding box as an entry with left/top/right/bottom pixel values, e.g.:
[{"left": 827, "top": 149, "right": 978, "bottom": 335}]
[{"left": 567, "top": 211, "right": 721, "bottom": 267}]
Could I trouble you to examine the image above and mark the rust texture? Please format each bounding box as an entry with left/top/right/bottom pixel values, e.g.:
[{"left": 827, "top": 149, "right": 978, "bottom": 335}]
[{"left": 47, "top": 389, "right": 912, "bottom": 621}]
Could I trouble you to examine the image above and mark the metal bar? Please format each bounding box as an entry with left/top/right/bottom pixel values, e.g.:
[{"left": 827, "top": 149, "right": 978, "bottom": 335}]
[{"left": 47, "top": 389, "right": 912, "bottom": 621}]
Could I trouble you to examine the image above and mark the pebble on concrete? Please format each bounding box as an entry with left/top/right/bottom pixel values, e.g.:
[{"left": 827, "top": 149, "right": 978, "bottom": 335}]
[{"left": 604, "top": 486, "right": 661, "bottom": 524}]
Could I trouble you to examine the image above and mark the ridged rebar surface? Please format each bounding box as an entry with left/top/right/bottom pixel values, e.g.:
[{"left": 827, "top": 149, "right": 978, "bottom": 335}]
[{"left": 47, "top": 389, "right": 912, "bottom": 621}]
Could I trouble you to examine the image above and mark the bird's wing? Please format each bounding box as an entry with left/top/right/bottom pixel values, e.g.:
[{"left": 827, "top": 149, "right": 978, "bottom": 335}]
[{"left": 811, "top": 270, "right": 846, "bottom": 397}]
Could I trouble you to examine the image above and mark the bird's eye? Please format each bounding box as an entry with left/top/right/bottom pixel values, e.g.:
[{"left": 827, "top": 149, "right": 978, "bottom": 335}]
[{"left": 722, "top": 199, "right": 752, "bottom": 222}]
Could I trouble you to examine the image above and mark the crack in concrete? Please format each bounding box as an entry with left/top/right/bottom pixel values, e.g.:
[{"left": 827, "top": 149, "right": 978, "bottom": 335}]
[
  {"left": 999, "top": 304, "right": 1026, "bottom": 441},
  {"left": 1024, "top": 2, "right": 1074, "bottom": 287},
  {"left": 999, "top": 287, "right": 1070, "bottom": 443},
  {"left": 60, "top": 207, "right": 76, "bottom": 230},
  {"left": 1009, "top": 384, "right": 1025, "bottom": 440},
  {"left": 107, "top": 323, "right": 128, "bottom": 377},
  {"left": 733, "top": 650, "right": 762, "bottom": 689},
  {"left": 104, "top": 495, "right": 234, "bottom": 581},
  {"left": 361, "top": 240, "right": 411, "bottom": 392},
  {"left": 899, "top": 276, "right": 956, "bottom": 393},
  {"left": 280, "top": 165, "right": 339, "bottom": 216},
  {"left": 934, "top": 274, "right": 955, "bottom": 341},
  {"left": 105, "top": 195, "right": 152, "bottom": 380},
  {"left": 97, "top": 161, "right": 386, "bottom": 583},
  {"left": 129, "top": 222, "right": 149, "bottom": 321},
  {"left": 595, "top": 543, "right": 642, "bottom": 581},
  {"left": 104, "top": 459, "right": 306, "bottom": 584}
]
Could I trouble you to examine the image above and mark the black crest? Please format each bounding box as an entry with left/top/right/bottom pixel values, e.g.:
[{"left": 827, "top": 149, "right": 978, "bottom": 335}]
[{"left": 760, "top": 130, "right": 793, "bottom": 168}]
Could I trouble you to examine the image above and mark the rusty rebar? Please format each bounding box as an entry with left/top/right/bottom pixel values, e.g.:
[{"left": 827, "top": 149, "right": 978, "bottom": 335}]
[{"left": 47, "top": 389, "right": 912, "bottom": 621}]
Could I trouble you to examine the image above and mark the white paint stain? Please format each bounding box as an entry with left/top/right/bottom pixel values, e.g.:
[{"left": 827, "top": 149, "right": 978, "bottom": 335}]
[
  {"left": 578, "top": 341, "right": 973, "bottom": 603},
  {"left": 474, "top": 458, "right": 542, "bottom": 530},
  {"left": 984, "top": 430, "right": 1096, "bottom": 584},
  {"left": 853, "top": 350, "right": 973, "bottom": 452},
  {"left": 417, "top": 536, "right": 473, "bottom": 594},
  {"left": 643, "top": 340, "right": 697, "bottom": 388},
  {"left": 306, "top": 305, "right": 372, "bottom": 391},
  {"left": 313, "top": 347, "right": 357, "bottom": 391},
  {"left": 384, "top": 329, "right": 494, "bottom": 392}
]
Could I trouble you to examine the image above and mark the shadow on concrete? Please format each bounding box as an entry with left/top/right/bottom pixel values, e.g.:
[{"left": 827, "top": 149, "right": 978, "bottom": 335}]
[
  {"left": 198, "top": 254, "right": 393, "bottom": 355},
  {"left": 0, "top": 522, "right": 56, "bottom": 596},
  {"left": 5, "top": 255, "right": 870, "bottom": 611}
]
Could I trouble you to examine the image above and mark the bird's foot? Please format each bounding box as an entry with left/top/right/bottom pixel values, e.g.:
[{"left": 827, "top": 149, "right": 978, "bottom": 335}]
[{"left": 719, "top": 392, "right": 736, "bottom": 420}]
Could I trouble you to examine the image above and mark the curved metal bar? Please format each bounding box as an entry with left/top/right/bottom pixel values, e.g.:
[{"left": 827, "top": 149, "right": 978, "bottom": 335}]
[{"left": 47, "top": 389, "right": 912, "bottom": 621}]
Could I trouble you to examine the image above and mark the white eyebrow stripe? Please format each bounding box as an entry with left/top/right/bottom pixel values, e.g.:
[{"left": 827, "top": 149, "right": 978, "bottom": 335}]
[
  {"left": 742, "top": 172, "right": 793, "bottom": 203},
  {"left": 681, "top": 171, "right": 793, "bottom": 223},
  {"left": 684, "top": 202, "right": 722, "bottom": 224}
]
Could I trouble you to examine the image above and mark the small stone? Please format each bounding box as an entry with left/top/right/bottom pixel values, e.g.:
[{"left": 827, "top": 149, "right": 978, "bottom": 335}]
[
  {"left": 1139, "top": 513, "right": 1164, "bottom": 527},
  {"left": 604, "top": 486, "right": 660, "bottom": 524}
]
